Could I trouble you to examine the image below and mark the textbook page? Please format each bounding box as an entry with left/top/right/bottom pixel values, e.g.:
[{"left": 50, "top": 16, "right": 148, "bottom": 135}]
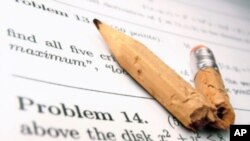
[{"left": 0, "top": 0, "right": 250, "bottom": 140}]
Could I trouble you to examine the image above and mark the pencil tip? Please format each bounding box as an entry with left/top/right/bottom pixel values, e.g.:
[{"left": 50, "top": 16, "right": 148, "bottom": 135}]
[{"left": 93, "top": 19, "right": 101, "bottom": 29}]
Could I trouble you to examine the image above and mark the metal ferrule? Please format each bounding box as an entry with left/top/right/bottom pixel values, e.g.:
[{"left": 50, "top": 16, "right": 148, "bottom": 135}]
[{"left": 190, "top": 46, "right": 219, "bottom": 79}]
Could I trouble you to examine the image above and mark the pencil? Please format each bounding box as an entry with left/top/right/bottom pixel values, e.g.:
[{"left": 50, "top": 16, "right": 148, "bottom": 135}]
[
  {"left": 93, "top": 19, "right": 216, "bottom": 130},
  {"left": 190, "top": 45, "right": 235, "bottom": 129}
]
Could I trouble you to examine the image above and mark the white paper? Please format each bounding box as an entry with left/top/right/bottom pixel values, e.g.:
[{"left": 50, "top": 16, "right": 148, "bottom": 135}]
[{"left": 0, "top": 0, "right": 250, "bottom": 140}]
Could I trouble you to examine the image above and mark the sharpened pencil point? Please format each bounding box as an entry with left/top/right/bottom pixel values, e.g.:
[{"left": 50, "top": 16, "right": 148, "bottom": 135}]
[{"left": 93, "top": 19, "right": 101, "bottom": 29}]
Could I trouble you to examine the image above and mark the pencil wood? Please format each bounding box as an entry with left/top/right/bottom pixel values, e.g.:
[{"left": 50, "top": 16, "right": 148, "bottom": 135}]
[
  {"left": 93, "top": 19, "right": 216, "bottom": 130},
  {"left": 191, "top": 46, "right": 235, "bottom": 129},
  {"left": 194, "top": 68, "right": 235, "bottom": 129}
]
